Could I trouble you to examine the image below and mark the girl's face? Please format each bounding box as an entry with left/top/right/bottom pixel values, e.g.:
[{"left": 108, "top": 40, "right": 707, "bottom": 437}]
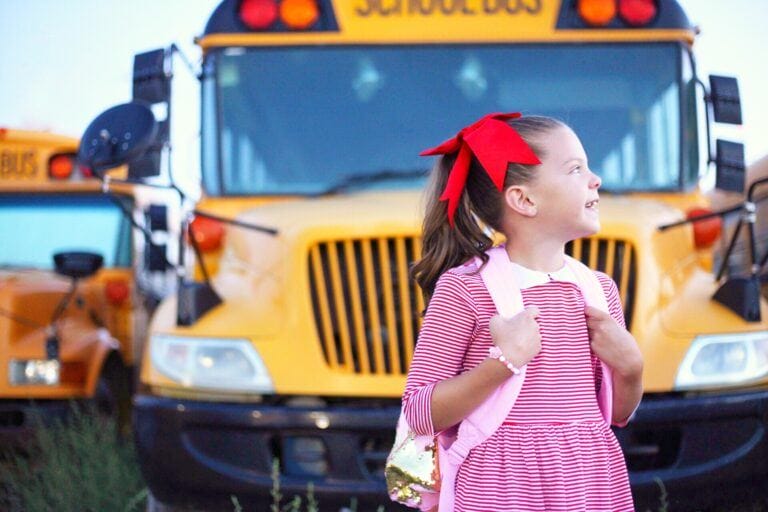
[{"left": 525, "top": 125, "right": 602, "bottom": 241}]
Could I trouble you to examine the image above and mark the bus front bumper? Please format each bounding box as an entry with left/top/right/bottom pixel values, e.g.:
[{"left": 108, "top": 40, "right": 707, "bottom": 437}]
[
  {"left": 134, "top": 389, "right": 768, "bottom": 511},
  {"left": 617, "top": 388, "right": 768, "bottom": 511},
  {"left": 133, "top": 394, "right": 406, "bottom": 511}
]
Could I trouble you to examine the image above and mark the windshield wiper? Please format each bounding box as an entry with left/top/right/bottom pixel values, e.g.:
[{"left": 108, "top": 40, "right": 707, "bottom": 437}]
[{"left": 311, "top": 169, "right": 428, "bottom": 197}]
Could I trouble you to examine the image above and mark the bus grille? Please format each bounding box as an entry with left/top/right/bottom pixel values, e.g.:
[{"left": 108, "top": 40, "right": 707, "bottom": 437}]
[{"left": 308, "top": 237, "right": 636, "bottom": 375}]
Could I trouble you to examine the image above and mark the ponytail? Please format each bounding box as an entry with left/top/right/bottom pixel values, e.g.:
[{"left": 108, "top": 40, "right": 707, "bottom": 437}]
[{"left": 412, "top": 155, "right": 493, "bottom": 299}]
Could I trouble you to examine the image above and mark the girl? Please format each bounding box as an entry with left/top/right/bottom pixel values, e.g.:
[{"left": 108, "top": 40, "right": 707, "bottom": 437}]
[{"left": 403, "top": 112, "right": 643, "bottom": 511}]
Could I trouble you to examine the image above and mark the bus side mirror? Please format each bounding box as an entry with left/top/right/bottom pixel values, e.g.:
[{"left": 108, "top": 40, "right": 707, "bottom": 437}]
[
  {"left": 714, "top": 139, "right": 745, "bottom": 193},
  {"left": 145, "top": 204, "right": 170, "bottom": 272},
  {"left": 130, "top": 48, "right": 171, "bottom": 180},
  {"left": 709, "top": 75, "right": 742, "bottom": 125},
  {"left": 78, "top": 102, "right": 158, "bottom": 181},
  {"left": 53, "top": 251, "right": 104, "bottom": 279}
]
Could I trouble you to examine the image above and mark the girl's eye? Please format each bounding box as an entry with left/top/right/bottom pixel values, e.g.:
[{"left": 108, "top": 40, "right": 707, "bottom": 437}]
[{"left": 570, "top": 166, "right": 582, "bottom": 174}]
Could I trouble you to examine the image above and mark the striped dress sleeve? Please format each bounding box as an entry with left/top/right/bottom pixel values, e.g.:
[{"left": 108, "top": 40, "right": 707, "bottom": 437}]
[
  {"left": 401, "top": 270, "right": 478, "bottom": 436},
  {"left": 595, "top": 271, "right": 637, "bottom": 426}
]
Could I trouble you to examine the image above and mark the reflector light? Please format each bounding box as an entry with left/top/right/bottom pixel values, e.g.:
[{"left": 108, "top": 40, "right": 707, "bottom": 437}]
[
  {"left": 577, "top": 0, "right": 616, "bottom": 26},
  {"left": 280, "top": 0, "right": 320, "bottom": 30},
  {"left": 60, "top": 361, "right": 87, "bottom": 385},
  {"left": 189, "top": 216, "right": 225, "bottom": 252},
  {"left": 240, "top": 0, "right": 279, "bottom": 30},
  {"left": 105, "top": 279, "right": 130, "bottom": 306},
  {"left": 49, "top": 154, "right": 74, "bottom": 179},
  {"left": 686, "top": 207, "right": 722, "bottom": 249},
  {"left": 618, "top": 0, "right": 657, "bottom": 26}
]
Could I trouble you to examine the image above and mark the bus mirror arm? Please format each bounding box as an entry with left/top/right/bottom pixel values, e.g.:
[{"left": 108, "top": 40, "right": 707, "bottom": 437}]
[
  {"left": 98, "top": 178, "right": 178, "bottom": 270},
  {"left": 716, "top": 176, "right": 768, "bottom": 280},
  {"left": 658, "top": 176, "right": 768, "bottom": 322},
  {"left": 192, "top": 210, "right": 279, "bottom": 236},
  {"left": 656, "top": 202, "right": 741, "bottom": 233},
  {"left": 694, "top": 76, "right": 714, "bottom": 166},
  {"left": 169, "top": 43, "right": 200, "bottom": 80}
]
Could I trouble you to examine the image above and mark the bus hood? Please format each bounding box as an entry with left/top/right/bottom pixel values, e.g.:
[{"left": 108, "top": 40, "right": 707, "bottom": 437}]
[
  {"left": 226, "top": 190, "right": 689, "bottom": 246},
  {"left": 0, "top": 269, "right": 73, "bottom": 351},
  {"left": 0, "top": 269, "right": 71, "bottom": 317},
  {"left": 208, "top": 190, "right": 691, "bottom": 337},
  {"left": 221, "top": 190, "right": 690, "bottom": 270}
]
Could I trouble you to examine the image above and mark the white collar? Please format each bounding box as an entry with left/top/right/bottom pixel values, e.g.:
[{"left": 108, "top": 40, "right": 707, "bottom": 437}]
[{"left": 507, "top": 259, "right": 578, "bottom": 290}]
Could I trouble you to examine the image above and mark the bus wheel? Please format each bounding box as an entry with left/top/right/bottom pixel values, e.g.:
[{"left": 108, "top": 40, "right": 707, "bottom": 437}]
[{"left": 94, "top": 354, "right": 132, "bottom": 435}]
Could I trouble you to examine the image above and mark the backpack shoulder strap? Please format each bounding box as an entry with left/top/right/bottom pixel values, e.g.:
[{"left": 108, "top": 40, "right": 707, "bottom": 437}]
[
  {"left": 448, "top": 246, "right": 527, "bottom": 452},
  {"left": 563, "top": 255, "right": 615, "bottom": 425},
  {"left": 563, "top": 255, "right": 609, "bottom": 312},
  {"left": 478, "top": 245, "right": 525, "bottom": 317}
]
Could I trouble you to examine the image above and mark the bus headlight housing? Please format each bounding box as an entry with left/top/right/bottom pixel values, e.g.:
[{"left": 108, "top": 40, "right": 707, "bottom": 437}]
[
  {"left": 150, "top": 335, "right": 274, "bottom": 393},
  {"left": 675, "top": 332, "right": 768, "bottom": 389}
]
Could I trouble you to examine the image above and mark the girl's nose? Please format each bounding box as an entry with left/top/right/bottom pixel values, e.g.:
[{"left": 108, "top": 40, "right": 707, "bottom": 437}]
[{"left": 589, "top": 171, "right": 602, "bottom": 189}]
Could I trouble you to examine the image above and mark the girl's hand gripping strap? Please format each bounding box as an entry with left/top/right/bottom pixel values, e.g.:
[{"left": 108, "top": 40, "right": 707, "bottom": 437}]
[{"left": 437, "top": 246, "right": 528, "bottom": 512}]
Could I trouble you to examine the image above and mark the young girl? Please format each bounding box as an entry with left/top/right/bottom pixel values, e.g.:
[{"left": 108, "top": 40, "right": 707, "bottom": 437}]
[{"left": 403, "top": 112, "right": 643, "bottom": 511}]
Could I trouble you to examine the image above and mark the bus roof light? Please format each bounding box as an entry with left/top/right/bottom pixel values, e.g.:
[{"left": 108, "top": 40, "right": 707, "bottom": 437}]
[
  {"left": 618, "top": 0, "right": 657, "bottom": 27},
  {"left": 240, "top": 0, "right": 279, "bottom": 30},
  {"left": 280, "top": 0, "right": 320, "bottom": 30},
  {"left": 49, "top": 154, "right": 74, "bottom": 180},
  {"left": 577, "top": 0, "right": 616, "bottom": 27}
]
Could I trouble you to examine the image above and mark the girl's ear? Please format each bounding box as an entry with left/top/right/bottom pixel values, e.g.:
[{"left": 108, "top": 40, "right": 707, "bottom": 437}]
[{"left": 504, "top": 185, "right": 537, "bottom": 217}]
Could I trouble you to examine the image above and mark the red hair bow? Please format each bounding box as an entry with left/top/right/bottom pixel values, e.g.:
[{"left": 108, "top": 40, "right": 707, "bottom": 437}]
[{"left": 420, "top": 112, "right": 541, "bottom": 227}]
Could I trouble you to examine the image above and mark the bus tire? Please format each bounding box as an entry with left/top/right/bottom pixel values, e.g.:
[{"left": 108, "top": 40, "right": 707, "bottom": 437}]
[{"left": 93, "top": 353, "right": 132, "bottom": 435}]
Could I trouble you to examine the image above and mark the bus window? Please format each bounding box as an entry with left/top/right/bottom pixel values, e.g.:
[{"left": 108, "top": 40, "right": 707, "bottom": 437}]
[
  {"left": 205, "top": 43, "right": 683, "bottom": 195},
  {"left": 0, "top": 194, "right": 132, "bottom": 268}
]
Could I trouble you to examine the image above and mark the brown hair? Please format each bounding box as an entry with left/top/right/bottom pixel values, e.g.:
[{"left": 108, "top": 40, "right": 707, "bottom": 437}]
[{"left": 412, "top": 115, "right": 565, "bottom": 299}]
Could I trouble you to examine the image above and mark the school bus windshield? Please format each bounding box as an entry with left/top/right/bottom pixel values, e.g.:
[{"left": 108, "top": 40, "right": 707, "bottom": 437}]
[
  {"left": 0, "top": 194, "right": 132, "bottom": 269},
  {"left": 202, "top": 42, "right": 692, "bottom": 196}
]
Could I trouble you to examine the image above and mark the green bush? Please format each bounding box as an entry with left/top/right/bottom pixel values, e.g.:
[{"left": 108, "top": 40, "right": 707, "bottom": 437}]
[{"left": 0, "top": 403, "right": 145, "bottom": 512}]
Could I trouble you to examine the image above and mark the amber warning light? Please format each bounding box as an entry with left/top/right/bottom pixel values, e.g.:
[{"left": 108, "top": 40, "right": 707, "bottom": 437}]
[
  {"left": 578, "top": 0, "right": 657, "bottom": 27},
  {"left": 48, "top": 154, "right": 75, "bottom": 180},
  {"left": 240, "top": 0, "right": 320, "bottom": 30}
]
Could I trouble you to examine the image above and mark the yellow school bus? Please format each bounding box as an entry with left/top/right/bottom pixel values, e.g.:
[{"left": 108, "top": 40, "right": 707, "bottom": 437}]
[
  {"left": 0, "top": 128, "right": 172, "bottom": 438},
  {"left": 116, "top": 1, "right": 768, "bottom": 510}
]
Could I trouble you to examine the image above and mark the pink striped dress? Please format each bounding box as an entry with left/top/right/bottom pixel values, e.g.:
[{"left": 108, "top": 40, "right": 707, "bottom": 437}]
[{"left": 403, "top": 259, "right": 634, "bottom": 512}]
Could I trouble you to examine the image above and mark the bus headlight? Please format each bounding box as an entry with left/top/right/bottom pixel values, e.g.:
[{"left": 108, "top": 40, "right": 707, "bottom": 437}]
[
  {"left": 675, "top": 332, "right": 768, "bottom": 389},
  {"left": 8, "top": 359, "right": 60, "bottom": 385},
  {"left": 150, "top": 335, "right": 274, "bottom": 393}
]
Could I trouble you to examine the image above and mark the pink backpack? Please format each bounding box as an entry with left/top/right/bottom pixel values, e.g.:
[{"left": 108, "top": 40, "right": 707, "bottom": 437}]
[{"left": 387, "top": 246, "right": 615, "bottom": 512}]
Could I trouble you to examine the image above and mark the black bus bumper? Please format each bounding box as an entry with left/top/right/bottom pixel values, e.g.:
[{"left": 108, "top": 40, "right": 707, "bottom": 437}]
[
  {"left": 616, "top": 388, "right": 768, "bottom": 511},
  {"left": 133, "top": 395, "right": 408, "bottom": 511},
  {"left": 134, "top": 388, "right": 768, "bottom": 511}
]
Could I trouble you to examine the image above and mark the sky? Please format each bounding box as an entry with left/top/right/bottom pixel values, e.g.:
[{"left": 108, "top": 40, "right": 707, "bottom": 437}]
[{"left": 1, "top": 0, "right": 767, "bottom": 169}]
